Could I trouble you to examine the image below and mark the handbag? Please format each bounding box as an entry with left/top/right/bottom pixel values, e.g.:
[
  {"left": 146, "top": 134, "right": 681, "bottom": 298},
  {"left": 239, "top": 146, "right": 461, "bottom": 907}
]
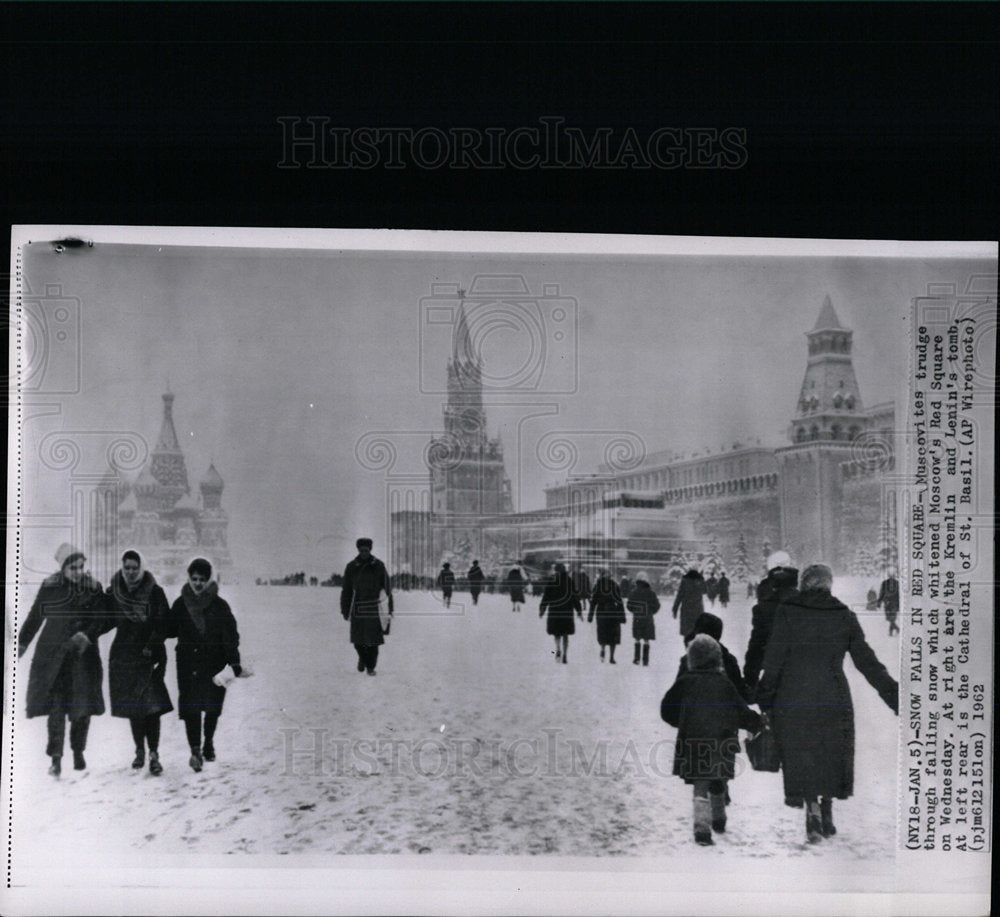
[
  {"left": 377, "top": 589, "right": 392, "bottom": 635},
  {"left": 745, "top": 712, "right": 781, "bottom": 772}
]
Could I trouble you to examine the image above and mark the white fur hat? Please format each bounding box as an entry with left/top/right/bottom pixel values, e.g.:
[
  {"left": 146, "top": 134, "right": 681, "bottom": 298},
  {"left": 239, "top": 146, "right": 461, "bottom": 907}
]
[
  {"left": 55, "top": 542, "right": 85, "bottom": 569},
  {"left": 766, "top": 550, "right": 793, "bottom": 571}
]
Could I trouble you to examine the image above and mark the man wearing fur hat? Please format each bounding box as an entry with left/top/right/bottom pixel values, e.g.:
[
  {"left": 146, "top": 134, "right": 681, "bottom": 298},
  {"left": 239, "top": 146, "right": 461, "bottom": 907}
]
[
  {"left": 742, "top": 550, "right": 799, "bottom": 692},
  {"left": 661, "top": 634, "right": 762, "bottom": 845},
  {"left": 18, "top": 544, "right": 109, "bottom": 777}
]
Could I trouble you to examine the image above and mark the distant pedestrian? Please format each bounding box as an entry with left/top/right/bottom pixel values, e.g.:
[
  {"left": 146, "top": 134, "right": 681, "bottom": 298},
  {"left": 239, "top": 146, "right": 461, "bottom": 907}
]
[
  {"left": 505, "top": 566, "right": 526, "bottom": 612},
  {"left": 539, "top": 563, "right": 583, "bottom": 663},
  {"left": 717, "top": 573, "right": 730, "bottom": 609},
  {"left": 619, "top": 575, "right": 632, "bottom": 600},
  {"left": 163, "top": 558, "right": 245, "bottom": 772},
  {"left": 570, "top": 565, "right": 591, "bottom": 606},
  {"left": 18, "top": 544, "right": 108, "bottom": 777},
  {"left": 705, "top": 573, "right": 719, "bottom": 607},
  {"left": 341, "top": 538, "right": 393, "bottom": 676},
  {"left": 661, "top": 635, "right": 761, "bottom": 845},
  {"left": 104, "top": 550, "right": 173, "bottom": 776},
  {"left": 742, "top": 550, "right": 799, "bottom": 692},
  {"left": 671, "top": 568, "right": 706, "bottom": 638},
  {"left": 756, "top": 564, "right": 898, "bottom": 844},
  {"left": 467, "top": 560, "right": 485, "bottom": 605},
  {"left": 877, "top": 573, "right": 900, "bottom": 636},
  {"left": 436, "top": 562, "right": 455, "bottom": 608},
  {"left": 588, "top": 571, "right": 625, "bottom": 663},
  {"left": 628, "top": 573, "right": 660, "bottom": 667}
]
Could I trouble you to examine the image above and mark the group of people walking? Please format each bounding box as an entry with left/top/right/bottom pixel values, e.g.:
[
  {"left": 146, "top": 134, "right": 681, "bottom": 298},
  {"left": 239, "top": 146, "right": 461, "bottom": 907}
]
[
  {"left": 19, "top": 544, "right": 246, "bottom": 778},
  {"left": 661, "top": 551, "right": 899, "bottom": 846}
]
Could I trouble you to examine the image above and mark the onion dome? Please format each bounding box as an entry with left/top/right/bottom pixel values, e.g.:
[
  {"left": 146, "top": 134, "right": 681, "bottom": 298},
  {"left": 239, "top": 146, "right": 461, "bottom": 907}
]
[
  {"left": 200, "top": 463, "right": 224, "bottom": 493},
  {"left": 134, "top": 465, "right": 159, "bottom": 496}
]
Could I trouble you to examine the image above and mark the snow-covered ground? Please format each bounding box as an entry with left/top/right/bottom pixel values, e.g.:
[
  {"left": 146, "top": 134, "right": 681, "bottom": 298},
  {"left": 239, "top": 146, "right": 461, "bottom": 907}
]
[{"left": 8, "top": 578, "right": 901, "bottom": 870}]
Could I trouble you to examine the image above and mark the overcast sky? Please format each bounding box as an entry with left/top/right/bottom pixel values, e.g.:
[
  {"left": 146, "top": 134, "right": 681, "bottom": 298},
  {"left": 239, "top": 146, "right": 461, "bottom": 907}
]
[{"left": 17, "top": 240, "right": 992, "bottom": 577}]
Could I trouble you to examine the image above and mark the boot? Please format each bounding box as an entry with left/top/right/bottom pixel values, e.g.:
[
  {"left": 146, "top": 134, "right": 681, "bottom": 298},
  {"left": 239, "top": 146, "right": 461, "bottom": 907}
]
[
  {"left": 642, "top": 644, "right": 650, "bottom": 666},
  {"left": 694, "top": 797, "right": 714, "bottom": 845},
  {"left": 600, "top": 646, "right": 605, "bottom": 661},
  {"left": 202, "top": 741, "right": 216, "bottom": 762},
  {"left": 710, "top": 791, "right": 727, "bottom": 833},
  {"left": 609, "top": 647, "right": 616, "bottom": 664},
  {"left": 820, "top": 797, "right": 836, "bottom": 837},
  {"left": 73, "top": 751, "right": 86, "bottom": 771},
  {"left": 132, "top": 747, "right": 145, "bottom": 769},
  {"left": 149, "top": 752, "right": 163, "bottom": 776},
  {"left": 48, "top": 756, "right": 62, "bottom": 778},
  {"left": 633, "top": 642, "right": 641, "bottom": 665},
  {"left": 806, "top": 801, "right": 823, "bottom": 843},
  {"left": 189, "top": 747, "right": 203, "bottom": 773}
]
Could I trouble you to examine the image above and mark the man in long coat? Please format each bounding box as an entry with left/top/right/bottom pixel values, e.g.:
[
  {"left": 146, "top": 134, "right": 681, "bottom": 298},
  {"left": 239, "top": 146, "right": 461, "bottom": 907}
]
[
  {"left": 466, "top": 560, "right": 485, "bottom": 605},
  {"left": 341, "top": 538, "right": 393, "bottom": 675},
  {"left": 18, "top": 544, "right": 108, "bottom": 776},
  {"left": 671, "top": 568, "right": 706, "bottom": 638}
]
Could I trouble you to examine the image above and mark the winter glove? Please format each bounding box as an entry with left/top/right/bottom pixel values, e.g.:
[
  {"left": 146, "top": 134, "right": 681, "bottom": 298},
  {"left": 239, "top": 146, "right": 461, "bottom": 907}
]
[
  {"left": 231, "top": 663, "right": 243, "bottom": 677},
  {"left": 70, "top": 631, "right": 91, "bottom": 654}
]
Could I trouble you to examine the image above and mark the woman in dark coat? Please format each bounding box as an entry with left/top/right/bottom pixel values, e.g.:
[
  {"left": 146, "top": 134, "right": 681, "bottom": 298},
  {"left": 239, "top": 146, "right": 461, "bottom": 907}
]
[
  {"left": 539, "top": 563, "right": 582, "bottom": 663},
  {"left": 742, "top": 551, "right": 799, "bottom": 691},
  {"left": 627, "top": 575, "right": 660, "bottom": 666},
  {"left": 103, "top": 550, "right": 173, "bottom": 775},
  {"left": 163, "top": 558, "right": 243, "bottom": 772},
  {"left": 18, "top": 544, "right": 108, "bottom": 776},
  {"left": 587, "top": 572, "right": 625, "bottom": 662},
  {"left": 756, "top": 564, "right": 899, "bottom": 844},
  {"left": 671, "top": 568, "right": 706, "bottom": 638},
  {"left": 505, "top": 566, "right": 526, "bottom": 611},
  {"left": 661, "top": 635, "right": 761, "bottom": 845}
]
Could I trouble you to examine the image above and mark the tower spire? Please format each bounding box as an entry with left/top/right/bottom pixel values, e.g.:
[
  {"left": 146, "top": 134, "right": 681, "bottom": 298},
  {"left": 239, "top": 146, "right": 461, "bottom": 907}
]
[
  {"left": 156, "top": 392, "right": 181, "bottom": 451},
  {"left": 812, "top": 293, "right": 844, "bottom": 332},
  {"left": 452, "top": 299, "right": 478, "bottom": 369},
  {"left": 149, "top": 391, "right": 190, "bottom": 500}
]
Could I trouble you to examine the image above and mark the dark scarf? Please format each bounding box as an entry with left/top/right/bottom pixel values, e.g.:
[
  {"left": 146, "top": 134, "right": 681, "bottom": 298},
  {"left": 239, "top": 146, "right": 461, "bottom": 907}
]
[
  {"left": 108, "top": 569, "right": 157, "bottom": 623},
  {"left": 181, "top": 580, "right": 219, "bottom": 634}
]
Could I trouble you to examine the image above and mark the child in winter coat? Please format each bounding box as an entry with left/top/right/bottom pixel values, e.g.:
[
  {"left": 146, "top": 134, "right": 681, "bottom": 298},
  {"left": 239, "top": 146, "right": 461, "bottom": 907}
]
[
  {"left": 660, "top": 635, "right": 761, "bottom": 846},
  {"left": 676, "top": 612, "right": 751, "bottom": 701}
]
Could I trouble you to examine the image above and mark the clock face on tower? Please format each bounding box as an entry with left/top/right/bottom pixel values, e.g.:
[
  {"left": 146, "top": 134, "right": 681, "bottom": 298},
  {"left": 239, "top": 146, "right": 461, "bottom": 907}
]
[{"left": 451, "top": 408, "right": 482, "bottom": 437}]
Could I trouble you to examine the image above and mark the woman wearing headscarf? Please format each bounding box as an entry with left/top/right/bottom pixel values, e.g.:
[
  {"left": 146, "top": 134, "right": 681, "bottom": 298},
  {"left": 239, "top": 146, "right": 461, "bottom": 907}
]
[
  {"left": 756, "top": 564, "right": 898, "bottom": 844},
  {"left": 539, "top": 562, "right": 582, "bottom": 664},
  {"left": 587, "top": 570, "right": 625, "bottom": 662},
  {"left": 18, "top": 544, "right": 108, "bottom": 776},
  {"left": 163, "top": 558, "right": 243, "bottom": 772},
  {"left": 104, "top": 550, "right": 173, "bottom": 775}
]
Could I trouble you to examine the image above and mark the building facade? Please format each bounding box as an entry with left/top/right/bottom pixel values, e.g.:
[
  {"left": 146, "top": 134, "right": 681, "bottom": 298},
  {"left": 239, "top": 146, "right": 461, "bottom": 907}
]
[
  {"left": 94, "top": 393, "right": 231, "bottom": 585},
  {"left": 391, "top": 296, "right": 898, "bottom": 584}
]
